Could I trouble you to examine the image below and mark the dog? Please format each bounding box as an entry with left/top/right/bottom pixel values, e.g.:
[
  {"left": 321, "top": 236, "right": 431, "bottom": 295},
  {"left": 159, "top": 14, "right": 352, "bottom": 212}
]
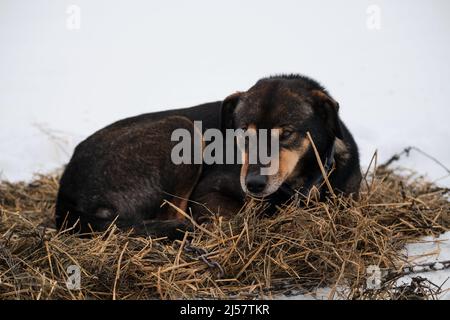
[{"left": 55, "top": 74, "right": 361, "bottom": 239}]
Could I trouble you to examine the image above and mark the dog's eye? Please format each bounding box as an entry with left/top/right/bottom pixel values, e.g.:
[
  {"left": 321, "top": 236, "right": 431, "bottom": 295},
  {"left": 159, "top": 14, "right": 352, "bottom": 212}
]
[{"left": 281, "top": 129, "right": 294, "bottom": 140}]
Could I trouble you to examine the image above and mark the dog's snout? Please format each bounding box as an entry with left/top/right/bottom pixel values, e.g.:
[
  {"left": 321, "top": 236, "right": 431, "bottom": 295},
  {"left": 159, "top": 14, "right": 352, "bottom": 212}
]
[{"left": 245, "top": 174, "right": 267, "bottom": 194}]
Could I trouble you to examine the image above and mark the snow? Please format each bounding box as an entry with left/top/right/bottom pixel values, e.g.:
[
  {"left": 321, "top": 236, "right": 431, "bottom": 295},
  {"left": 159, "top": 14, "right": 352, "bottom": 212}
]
[
  {"left": 398, "top": 231, "right": 450, "bottom": 299},
  {"left": 0, "top": 0, "right": 449, "bottom": 299},
  {"left": 278, "top": 232, "right": 450, "bottom": 300}
]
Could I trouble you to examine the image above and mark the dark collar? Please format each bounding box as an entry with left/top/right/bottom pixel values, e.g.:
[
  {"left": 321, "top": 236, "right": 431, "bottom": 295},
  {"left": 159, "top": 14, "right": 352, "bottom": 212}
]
[{"left": 278, "top": 141, "right": 336, "bottom": 198}]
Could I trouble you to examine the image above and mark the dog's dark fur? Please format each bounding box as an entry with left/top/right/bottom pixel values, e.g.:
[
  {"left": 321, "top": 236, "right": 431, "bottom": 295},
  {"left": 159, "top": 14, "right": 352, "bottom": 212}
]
[{"left": 55, "top": 74, "right": 361, "bottom": 238}]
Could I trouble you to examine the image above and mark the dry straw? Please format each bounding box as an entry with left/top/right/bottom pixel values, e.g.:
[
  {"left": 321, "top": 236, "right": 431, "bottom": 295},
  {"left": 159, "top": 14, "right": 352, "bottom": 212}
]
[{"left": 0, "top": 155, "right": 449, "bottom": 300}]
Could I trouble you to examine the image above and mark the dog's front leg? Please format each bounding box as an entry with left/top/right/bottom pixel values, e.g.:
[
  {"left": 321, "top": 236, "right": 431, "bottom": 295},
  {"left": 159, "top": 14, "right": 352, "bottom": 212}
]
[
  {"left": 189, "top": 191, "right": 244, "bottom": 222},
  {"left": 131, "top": 219, "right": 193, "bottom": 240}
]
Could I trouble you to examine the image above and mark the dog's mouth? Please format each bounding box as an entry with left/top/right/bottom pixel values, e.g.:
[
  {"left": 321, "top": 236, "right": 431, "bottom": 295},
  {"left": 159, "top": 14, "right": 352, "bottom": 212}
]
[
  {"left": 240, "top": 172, "right": 295, "bottom": 199},
  {"left": 244, "top": 182, "right": 293, "bottom": 199},
  {"left": 244, "top": 184, "right": 304, "bottom": 211}
]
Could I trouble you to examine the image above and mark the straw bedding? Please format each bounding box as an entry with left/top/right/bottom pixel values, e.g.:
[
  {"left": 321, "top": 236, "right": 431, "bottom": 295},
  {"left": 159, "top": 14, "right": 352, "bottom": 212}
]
[{"left": 0, "top": 161, "right": 449, "bottom": 300}]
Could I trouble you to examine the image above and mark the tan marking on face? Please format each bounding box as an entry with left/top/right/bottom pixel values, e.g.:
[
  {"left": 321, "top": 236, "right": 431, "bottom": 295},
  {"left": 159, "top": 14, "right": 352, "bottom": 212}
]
[
  {"left": 268, "top": 138, "right": 310, "bottom": 192},
  {"left": 278, "top": 149, "right": 302, "bottom": 180},
  {"left": 286, "top": 138, "right": 310, "bottom": 178},
  {"left": 238, "top": 124, "right": 257, "bottom": 193},
  {"left": 240, "top": 151, "right": 249, "bottom": 193}
]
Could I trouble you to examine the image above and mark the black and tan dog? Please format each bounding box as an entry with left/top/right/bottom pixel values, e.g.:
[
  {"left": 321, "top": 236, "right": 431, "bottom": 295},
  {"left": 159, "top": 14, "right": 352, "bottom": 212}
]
[{"left": 55, "top": 74, "right": 361, "bottom": 238}]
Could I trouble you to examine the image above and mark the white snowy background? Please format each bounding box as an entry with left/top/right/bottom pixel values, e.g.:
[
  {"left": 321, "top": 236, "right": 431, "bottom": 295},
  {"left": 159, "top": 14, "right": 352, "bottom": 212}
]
[{"left": 0, "top": 0, "right": 449, "bottom": 299}]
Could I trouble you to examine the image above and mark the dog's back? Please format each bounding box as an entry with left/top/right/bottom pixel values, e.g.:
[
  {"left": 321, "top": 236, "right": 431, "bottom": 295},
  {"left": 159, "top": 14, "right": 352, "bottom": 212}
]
[{"left": 55, "top": 102, "right": 221, "bottom": 235}]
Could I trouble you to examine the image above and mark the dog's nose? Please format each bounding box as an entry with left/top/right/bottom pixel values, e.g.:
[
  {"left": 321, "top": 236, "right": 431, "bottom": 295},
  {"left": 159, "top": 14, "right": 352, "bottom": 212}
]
[{"left": 246, "top": 174, "right": 267, "bottom": 194}]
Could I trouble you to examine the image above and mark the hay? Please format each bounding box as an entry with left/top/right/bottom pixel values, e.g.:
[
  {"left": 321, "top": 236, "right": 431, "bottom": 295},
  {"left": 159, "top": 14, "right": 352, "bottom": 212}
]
[{"left": 0, "top": 163, "right": 449, "bottom": 300}]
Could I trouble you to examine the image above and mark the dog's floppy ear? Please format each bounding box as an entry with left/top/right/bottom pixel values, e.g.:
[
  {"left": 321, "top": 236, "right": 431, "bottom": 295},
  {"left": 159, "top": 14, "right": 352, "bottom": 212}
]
[
  {"left": 221, "top": 92, "right": 242, "bottom": 131},
  {"left": 311, "top": 90, "right": 343, "bottom": 139}
]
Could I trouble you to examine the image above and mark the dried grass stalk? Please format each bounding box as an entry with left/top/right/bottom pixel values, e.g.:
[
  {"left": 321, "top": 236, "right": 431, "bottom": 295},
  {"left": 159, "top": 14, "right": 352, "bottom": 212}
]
[{"left": 0, "top": 165, "right": 449, "bottom": 300}]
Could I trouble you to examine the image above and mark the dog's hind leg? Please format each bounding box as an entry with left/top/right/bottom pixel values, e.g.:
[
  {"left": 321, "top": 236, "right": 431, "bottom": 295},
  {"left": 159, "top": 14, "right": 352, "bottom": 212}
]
[{"left": 55, "top": 115, "right": 203, "bottom": 238}]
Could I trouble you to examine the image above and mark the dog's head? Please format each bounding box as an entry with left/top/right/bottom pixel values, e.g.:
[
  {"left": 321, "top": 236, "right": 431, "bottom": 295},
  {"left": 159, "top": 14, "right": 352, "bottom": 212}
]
[{"left": 221, "top": 74, "right": 343, "bottom": 198}]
